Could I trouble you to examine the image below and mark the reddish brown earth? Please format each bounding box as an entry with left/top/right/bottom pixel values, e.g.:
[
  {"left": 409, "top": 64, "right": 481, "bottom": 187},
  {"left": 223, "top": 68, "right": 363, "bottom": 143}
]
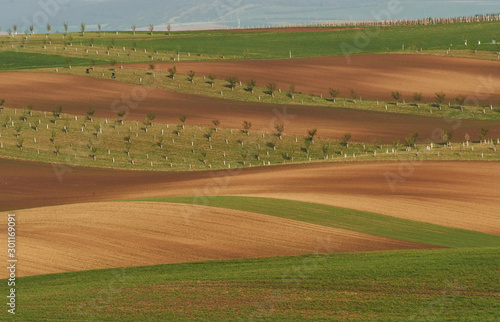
[
  {"left": 0, "top": 72, "right": 498, "bottom": 142},
  {"left": 1, "top": 158, "right": 499, "bottom": 235},
  {"left": 126, "top": 54, "right": 500, "bottom": 103},
  {"left": 0, "top": 201, "right": 435, "bottom": 277}
]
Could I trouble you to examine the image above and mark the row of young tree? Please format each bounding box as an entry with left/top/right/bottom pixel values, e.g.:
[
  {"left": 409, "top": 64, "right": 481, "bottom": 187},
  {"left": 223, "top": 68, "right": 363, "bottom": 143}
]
[{"left": 3, "top": 22, "right": 173, "bottom": 37}]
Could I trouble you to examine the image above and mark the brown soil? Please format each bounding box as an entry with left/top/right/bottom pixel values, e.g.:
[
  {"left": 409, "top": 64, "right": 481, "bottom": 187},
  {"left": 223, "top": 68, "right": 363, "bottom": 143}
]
[
  {"left": 0, "top": 201, "right": 436, "bottom": 277},
  {"left": 1, "top": 158, "right": 499, "bottom": 235},
  {"left": 0, "top": 71, "right": 498, "bottom": 143},
  {"left": 125, "top": 54, "right": 500, "bottom": 103}
]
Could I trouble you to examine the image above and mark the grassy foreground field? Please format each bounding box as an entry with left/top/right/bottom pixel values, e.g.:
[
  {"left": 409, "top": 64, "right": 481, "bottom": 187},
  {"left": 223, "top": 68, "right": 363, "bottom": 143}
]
[
  {"left": 135, "top": 197, "right": 500, "bottom": 248},
  {"left": 3, "top": 248, "right": 499, "bottom": 320}
]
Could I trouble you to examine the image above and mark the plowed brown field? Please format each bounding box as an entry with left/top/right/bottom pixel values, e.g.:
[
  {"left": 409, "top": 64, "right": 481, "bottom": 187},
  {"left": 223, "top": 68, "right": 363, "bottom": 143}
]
[
  {"left": 1, "top": 158, "right": 498, "bottom": 235},
  {"left": 125, "top": 54, "right": 500, "bottom": 103},
  {"left": 0, "top": 201, "right": 436, "bottom": 277},
  {"left": 1, "top": 71, "right": 499, "bottom": 142}
]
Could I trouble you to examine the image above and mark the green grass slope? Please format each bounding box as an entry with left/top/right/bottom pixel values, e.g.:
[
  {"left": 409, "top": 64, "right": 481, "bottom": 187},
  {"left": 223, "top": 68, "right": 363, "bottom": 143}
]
[
  {"left": 134, "top": 197, "right": 500, "bottom": 248},
  {"left": 0, "top": 51, "right": 105, "bottom": 71},
  {"left": 4, "top": 248, "right": 499, "bottom": 320}
]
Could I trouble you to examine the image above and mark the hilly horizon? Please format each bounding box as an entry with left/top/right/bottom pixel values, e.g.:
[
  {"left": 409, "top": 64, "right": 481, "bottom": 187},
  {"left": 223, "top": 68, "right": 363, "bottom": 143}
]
[{"left": 0, "top": 0, "right": 499, "bottom": 34}]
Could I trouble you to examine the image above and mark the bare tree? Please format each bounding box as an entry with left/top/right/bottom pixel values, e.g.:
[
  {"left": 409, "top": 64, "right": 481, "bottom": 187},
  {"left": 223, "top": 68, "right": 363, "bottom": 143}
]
[
  {"left": 455, "top": 95, "right": 466, "bottom": 108},
  {"left": 435, "top": 92, "right": 446, "bottom": 108},
  {"left": 479, "top": 128, "right": 489, "bottom": 142},
  {"left": 413, "top": 92, "right": 423, "bottom": 105},
  {"left": 227, "top": 77, "right": 239, "bottom": 91},
  {"left": 341, "top": 133, "right": 352, "bottom": 147},
  {"left": 266, "top": 82, "right": 277, "bottom": 97},
  {"left": 242, "top": 121, "right": 252, "bottom": 135},
  {"left": 246, "top": 79, "right": 256, "bottom": 94},
  {"left": 167, "top": 24, "right": 171, "bottom": 35},
  {"left": 329, "top": 88, "right": 340, "bottom": 102},
  {"left": 274, "top": 122, "right": 285, "bottom": 139},
  {"left": 149, "top": 24, "right": 154, "bottom": 35},
  {"left": 289, "top": 83, "right": 296, "bottom": 100},
  {"left": 212, "top": 119, "right": 220, "bottom": 132},
  {"left": 392, "top": 91, "right": 401, "bottom": 106},
  {"left": 132, "top": 24, "right": 136, "bottom": 36},
  {"left": 168, "top": 66, "right": 177, "bottom": 80},
  {"left": 208, "top": 74, "right": 216, "bottom": 87},
  {"left": 308, "top": 129, "right": 318, "bottom": 144},
  {"left": 81, "top": 23, "right": 86, "bottom": 35},
  {"left": 188, "top": 70, "right": 196, "bottom": 84}
]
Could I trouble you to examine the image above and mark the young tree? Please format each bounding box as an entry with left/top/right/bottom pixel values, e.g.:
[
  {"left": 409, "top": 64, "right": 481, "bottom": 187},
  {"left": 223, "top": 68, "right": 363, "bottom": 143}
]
[
  {"left": 46, "top": 24, "right": 51, "bottom": 35},
  {"left": 212, "top": 119, "right": 220, "bottom": 132},
  {"left": 52, "top": 105, "right": 63, "bottom": 118},
  {"left": 479, "top": 128, "right": 489, "bottom": 142},
  {"left": 308, "top": 129, "right": 318, "bottom": 144},
  {"left": 274, "top": 121, "right": 285, "bottom": 140},
  {"left": 208, "top": 74, "right": 216, "bottom": 87},
  {"left": 13, "top": 25, "right": 17, "bottom": 35},
  {"left": 64, "top": 22, "right": 68, "bottom": 34},
  {"left": 188, "top": 70, "right": 196, "bottom": 84},
  {"left": 29, "top": 25, "right": 34, "bottom": 35},
  {"left": 179, "top": 115, "right": 187, "bottom": 129},
  {"left": 200, "top": 150, "right": 208, "bottom": 164},
  {"left": 168, "top": 66, "right": 177, "bottom": 80},
  {"left": 246, "top": 79, "right": 256, "bottom": 94},
  {"left": 167, "top": 24, "right": 171, "bottom": 35},
  {"left": 54, "top": 144, "right": 61, "bottom": 156},
  {"left": 226, "top": 76, "right": 239, "bottom": 91},
  {"left": 341, "top": 133, "right": 352, "bottom": 147},
  {"left": 435, "top": 92, "right": 446, "bottom": 108},
  {"left": 266, "top": 82, "right": 277, "bottom": 97},
  {"left": 329, "top": 88, "right": 340, "bottom": 102},
  {"left": 392, "top": 91, "right": 401, "bottom": 106},
  {"left": 145, "top": 113, "right": 156, "bottom": 126},
  {"left": 87, "top": 107, "right": 95, "bottom": 121},
  {"left": 149, "top": 24, "right": 154, "bottom": 35},
  {"left": 405, "top": 132, "right": 419, "bottom": 147},
  {"left": 132, "top": 24, "right": 136, "bottom": 36},
  {"left": 289, "top": 83, "right": 296, "bottom": 100},
  {"left": 350, "top": 89, "right": 357, "bottom": 100},
  {"left": 80, "top": 23, "right": 85, "bottom": 35},
  {"left": 117, "top": 111, "right": 126, "bottom": 124},
  {"left": 322, "top": 144, "right": 330, "bottom": 159},
  {"left": 242, "top": 121, "right": 252, "bottom": 135},
  {"left": 98, "top": 24, "right": 102, "bottom": 34},
  {"left": 455, "top": 95, "right": 466, "bottom": 107},
  {"left": 413, "top": 92, "right": 423, "bottom": 105},
  {"left": 442, "top": 130, "right": 454, "bottom": 145}
]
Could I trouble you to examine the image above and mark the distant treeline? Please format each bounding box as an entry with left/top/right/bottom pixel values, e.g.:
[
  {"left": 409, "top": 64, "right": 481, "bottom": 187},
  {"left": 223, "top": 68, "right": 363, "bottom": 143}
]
[{"left": 245, "top": 13, "right": 500, "bottom": 29}]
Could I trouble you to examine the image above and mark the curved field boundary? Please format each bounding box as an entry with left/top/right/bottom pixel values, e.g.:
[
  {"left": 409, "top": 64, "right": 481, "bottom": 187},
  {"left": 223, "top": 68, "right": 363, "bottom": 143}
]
[
  {"left": 124, "top": 54, "right": 500, "bottom": 104},
  {"left": 1, "top": 159, "right": 499, "bottom": 235},
  {"left": 0, "top": 201, "right": 433, "bottom": 277},
  {"left": 0, "top": 71, "right": 499, "bottom": 142},
  {"left": 133, "top": 196, "right": 500, "bottom": 248}
]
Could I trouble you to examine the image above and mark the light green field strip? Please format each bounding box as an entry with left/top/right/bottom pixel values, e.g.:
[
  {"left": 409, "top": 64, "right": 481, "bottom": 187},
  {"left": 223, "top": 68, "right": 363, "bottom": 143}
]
[
  {"left": 133, "top": 196, "right": 500, "bottom": 248},
  {"left": 4, "top": 247, "right": 499, "bottom": 320}
]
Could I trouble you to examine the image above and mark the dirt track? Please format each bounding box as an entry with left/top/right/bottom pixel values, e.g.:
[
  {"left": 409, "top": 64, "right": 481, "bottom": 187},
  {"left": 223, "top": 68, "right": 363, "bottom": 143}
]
[
  {"left": 1, "top": 158, "right": 499, "bottom": 235},
  {"left": 0, "top": 201, "right": 435, "bottom": 277},
  {"left": 0, "top": 71, "right": 499, "bottom": 142},
  {"left": 125, "top": 54, "right": 500, "bottom": 103}
]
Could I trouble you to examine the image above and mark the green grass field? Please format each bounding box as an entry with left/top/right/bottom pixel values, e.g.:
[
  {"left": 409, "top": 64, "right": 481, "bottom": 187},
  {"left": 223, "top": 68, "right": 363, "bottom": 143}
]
[
  {"left": 3, "top": 248, "right": 499, "bottom": 320},
  {"left": 0, "top": 51, "right": 105, "bottom": 71},
  {"left": 0, "top": 21, "right": 498, "bottom": 71},
  {"left": 134, "top": 196, "right": 500, "bottom": 248}
]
